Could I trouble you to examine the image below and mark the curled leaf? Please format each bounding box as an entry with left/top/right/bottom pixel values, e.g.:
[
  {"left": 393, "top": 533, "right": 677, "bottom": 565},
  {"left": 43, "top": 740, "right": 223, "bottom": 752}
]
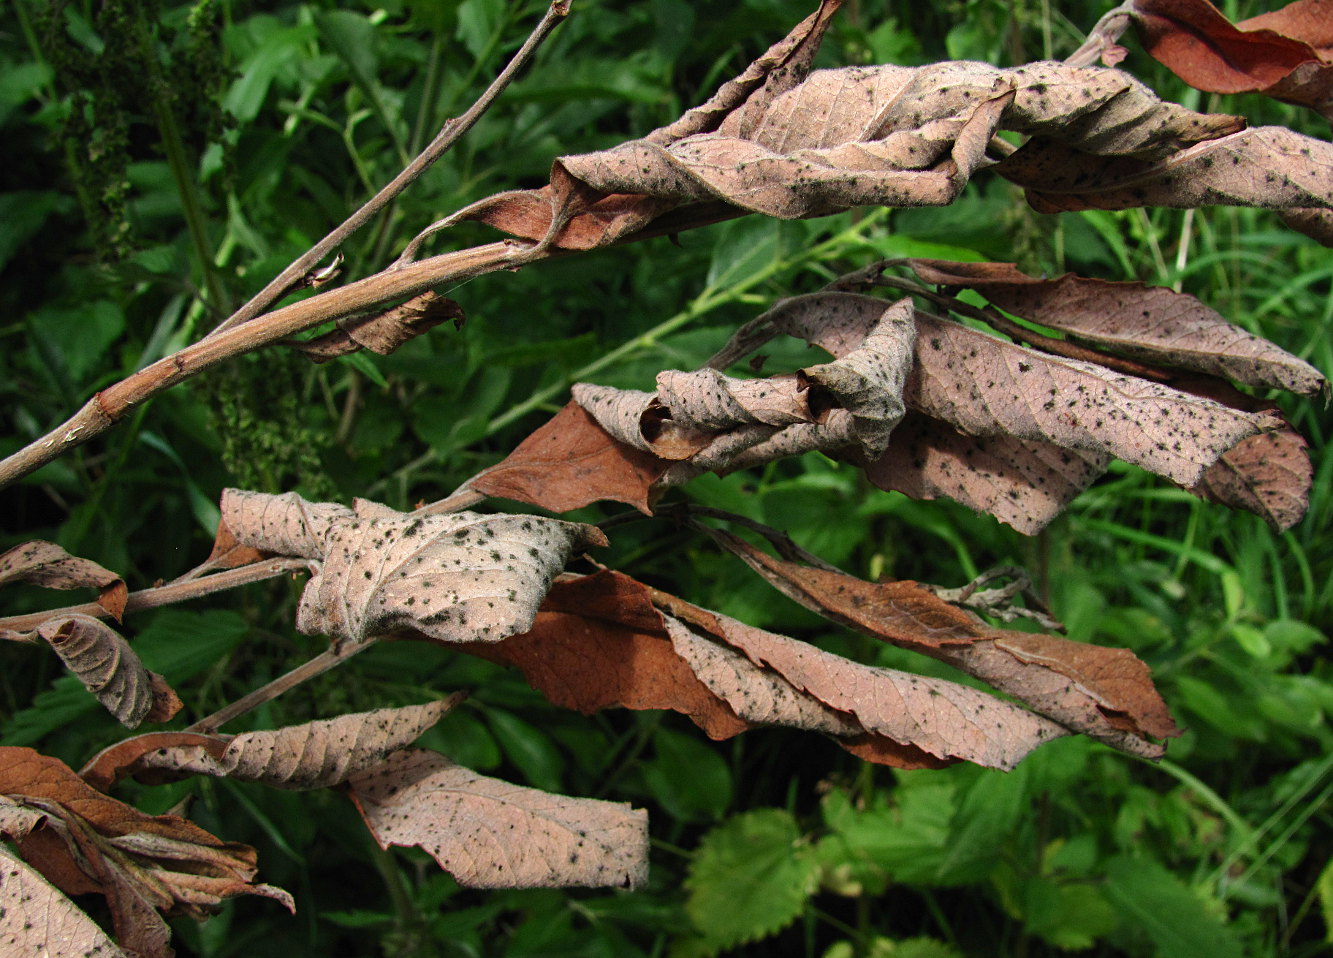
[
  {"left": 33, "top": 616, "right": 180, "bottom": 729},
  {"left": 348, "top": 749, "right": 649, "bottom": 889},
  {"left": 0, "top": 844, "right": 129, "bottom": 958},
  {"left": 0, "top": 540, "right": 127, "bottom": 622},
  {"left": 291, "top": 291, "right": 464, "bottom": 363},
  {"left": 221, "top": 490, "right": 607, "bottom": 647},
  {"left": 81, "top": 698, "right": 463, "bottom": 792},
  {"left": 1188, "top": 426, "right": 1313, "bottom": 530}
]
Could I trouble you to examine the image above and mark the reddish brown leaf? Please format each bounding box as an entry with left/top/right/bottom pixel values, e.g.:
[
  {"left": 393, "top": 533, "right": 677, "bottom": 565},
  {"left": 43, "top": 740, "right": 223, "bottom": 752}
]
[
  {"left": 0, "top": 844, "right": 128, "bottom": 958},
  {"left": 468, "top": 571, "right": 752, "bottom": 740},
  {"left": 1188, "top": 426, "right": 1313, "bottom": 530},
  {"left": 1129, "top": 0, "right": 1333, "bottom": 120},
  {"left": 32, "top": 616, "right": 181, "bottom": 729},
  {"left": 221, "top": 490, "right": 607, "bottom": 647},
  {"left": 907, "top": 259, "right": 1326, "bottom": 395},
  {"left": 470, "top": 401, "right": 671, "bottom": 514},
  {"left": 0, "top": 541, "right": 126, "bottom": 622},
  {"left": 859, "top": 411, "right": 1109, "bottom": 534},
  {"left": 348, "top": 749, "right": 648, "bottom": 888},
  {"left": 709, "top": 530, "right": 1179, "bottom": 756},
  {"left": 1, "top": 747, "right": 292, "bottom": 958}
]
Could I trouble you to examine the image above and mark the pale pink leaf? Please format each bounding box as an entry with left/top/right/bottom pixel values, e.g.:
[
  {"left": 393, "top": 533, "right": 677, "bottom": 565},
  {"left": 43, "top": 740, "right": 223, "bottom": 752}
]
[
  {"left": 0, "top": 844, "right": 128, "bottom": 958},
  {"left": 1188, "top": 426, "right": 1313, "bottom": 530},
  {"left": 348, "top": 749, "right": 648, "bottom": 889}
]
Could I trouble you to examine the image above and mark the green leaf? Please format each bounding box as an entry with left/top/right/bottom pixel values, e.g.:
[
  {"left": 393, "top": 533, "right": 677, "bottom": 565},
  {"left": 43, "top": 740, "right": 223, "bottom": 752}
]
[
  {"left": 686, "top": 808, "right": 817, "bottom": 952},
  {"left": 639, "top": 726, "right": 732, "bottom": 823},
  {"left": 820, "top": 781, "right": 954, "bottom": 886},
  {"left": 0, "top": 192, "right": 69, "bottom": 272},
  {"left": 484, "top": 707, "right": 565, "bottom": 792},
  {"left": 1317, "top": 856, "right": 1333, "bottom": 944},
  {"left": 1021, "top": 877, "right": 1117, "bottom": 950},
  {"left": 705, "top": 217, "right": 784, "bottom": 293},
  {"left": 1103, "top": 856, "right": 1244, "bottom": 958}
]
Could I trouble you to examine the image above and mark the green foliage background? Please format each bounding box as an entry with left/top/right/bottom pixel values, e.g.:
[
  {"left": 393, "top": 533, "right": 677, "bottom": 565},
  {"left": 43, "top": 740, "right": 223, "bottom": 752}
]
[{"left": 1, "top": 1, "right": 1330, "bottom": 955}]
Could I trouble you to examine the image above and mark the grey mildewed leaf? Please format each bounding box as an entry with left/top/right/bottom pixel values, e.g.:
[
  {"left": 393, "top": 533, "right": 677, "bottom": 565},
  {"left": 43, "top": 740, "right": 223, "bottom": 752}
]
[
  {"left": 32, "top": 615, "right": 180, "bottom": 729},
  {"left": 219, "top": 490, "right": 607, "bottom": 647},
  {"left": 0, "top": 844, "right": 129, "bottom": 958},
  {"left": 348, "top": 749, "right": 649, "bottom": 889}
]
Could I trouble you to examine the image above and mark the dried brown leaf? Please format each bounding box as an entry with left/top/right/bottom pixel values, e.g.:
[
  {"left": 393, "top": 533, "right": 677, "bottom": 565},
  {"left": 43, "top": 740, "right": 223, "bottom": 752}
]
[
  {"left": 348, "top": 749, "right": 648, "bottom": 889},
  {"left": 33, "top": 616, "right": 181, "bottom": 729},
  {"left": 859, "top": 411, "right": 1109, "bottom": 534},
  {"left": 908, "top": 310, "right": 1278, "bottom": 486},
  {"left": 81, "top": 699, "right": 461, "bottom": 792},
  {"left": 470, "top": 401, "right": 671, "bottom": 514},
  {"left": 292, "top": 292, "right": 464, "bottom": 363},
  {"left": 709, "top": 530, "right": 1178, "bottom": 756},
  {"left": 908, "top": 259, "right": 1326, "bottom": 395},
  {"left": 0, "top": 540, "right": 127, "bottom": 622},
  {"left": 468, "top": 571, "right": 751, "bottom": 740},
  {"left": 1, "top": 747, "right": 292, "bottom": 958},
  {"left": 1188, "top": 426, "right": 1313, "bottom": 530},
  {"left": 658, "top": 607, "right": 1064, "bottom": 771},
  {"left": 221, "top": 490, "right": 606, "bottom": 647},
  {"left": 1129, "top": 0, "right": 1333, "bottom": 120},
  {"left": 0, "top": 844, "right": 128, "bottom": 958}
]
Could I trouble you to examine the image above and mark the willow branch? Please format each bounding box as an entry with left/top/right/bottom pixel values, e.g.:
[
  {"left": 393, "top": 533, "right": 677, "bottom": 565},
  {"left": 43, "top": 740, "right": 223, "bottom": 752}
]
[
  {"left": 0, "top": 558, "right": 309, "bottom": 636},
  {"left": 207, "top": 0, "right": 573, "bottom": 338}
]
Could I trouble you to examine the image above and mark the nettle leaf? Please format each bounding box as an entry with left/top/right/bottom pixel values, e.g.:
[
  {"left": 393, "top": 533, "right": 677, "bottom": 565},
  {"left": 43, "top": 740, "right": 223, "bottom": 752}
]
[
  {"left": 80, "top": 697, "right": 463, "bottom": 791},
  {"left": 32, "top": 616, "right": 181, "bottom": 729},
  {"left": 0, "top": 843, "right": 128, "bottom": 958},
  {"left": 220, "top": 490, "right": 606, "bottom": 646},
  {"left": 685, "top": 809, "right": 818, "bottom": 953},
  {"left": 346, "top": 748, "right": 648, "bottom": 889}
]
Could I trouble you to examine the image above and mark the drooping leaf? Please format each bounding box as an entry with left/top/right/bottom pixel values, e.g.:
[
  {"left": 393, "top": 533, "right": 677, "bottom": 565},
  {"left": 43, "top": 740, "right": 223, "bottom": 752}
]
[
  {"left": 0, "top": 843, "right": 128, "bottom": 958},
  {"left": 0, "top": 748, "right": 292, "bottom": 958},
  {"left": 0, "top": 540, "right": 127, "bottom": 622},
  {"left": 469, "top": 401, "right": 671, "bottom": 514},
  {"left": 906, "top": 259, "right": 1326, "bottom": 395},
  {"left": 290, "top": 291, "right": 464, "bottom": 364},
  {"left": 220, "top": 490, "right": 607, "bottom": 647},
  {"left": 685, "top": 809, "right": 818, "bottom": 952},
  {"left": 1187, "top": 426, "right": 1313, "bottom": 530},
  {"left": 656, "top": 600, "right": 1065, "bottom": 771},
  {"left": 1103, "top": 855, "right": 1245, "bottom": 958},
  {"left": 859, "top": 411, "right": 1109, "bottom": 534},
  {"left": 33, "top": 616, "right": 181, "bottom": 729},
  {"left": 347, "top": 748, "right": 648, "bottom": 889},
  {"left": 1127, "top": 0, "right": 1333, "bottom": 121},
  {"left": 708, "top": 529, "right": 1178, "bottom": 757},
  {"left": 80, "top": 697, "right": 463, "bottom": 791}
]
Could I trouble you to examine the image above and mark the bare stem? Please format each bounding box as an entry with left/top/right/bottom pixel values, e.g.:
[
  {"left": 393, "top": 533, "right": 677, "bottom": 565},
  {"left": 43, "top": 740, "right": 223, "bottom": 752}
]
[
  {"left": 186, "top": 642, "right": 375, "bottom": 733},
  {"left": 0, "top": 558, "right": 309, "bottom": 635},
  {"left": 208, "top": 0, "right": 573, "bottom": 338}
]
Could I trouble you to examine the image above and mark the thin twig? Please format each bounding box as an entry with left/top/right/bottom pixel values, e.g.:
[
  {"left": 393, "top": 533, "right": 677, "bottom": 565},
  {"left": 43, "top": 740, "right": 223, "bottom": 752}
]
[
  {"left": 207, "top": 0, "right": 574, "bottom": 338},
  {"left": 185, "top": 641, "right": 375, "bottom": 733},
  {"left": 1065, "top": 1, "right": 1133, "bottom": 68},
  {"left": 0, "top": 558, "right": 309, "bottom": 636},
  {"left": 679, "top": 504, "right": 842, "bottom": 572}
]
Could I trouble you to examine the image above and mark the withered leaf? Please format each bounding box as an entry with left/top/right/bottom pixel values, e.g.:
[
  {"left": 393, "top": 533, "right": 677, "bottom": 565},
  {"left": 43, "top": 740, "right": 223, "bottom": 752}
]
[
  {"left": 347, "top": 748, "right": 649, "bottom": 889},
  {"left": 908, "top": 259, "right": 1326, "bottom": 395},
  {"left": 908, "top": 310, "right": 1279, "bottom": 487},
  {"left": 658, "top": 605, "right": 1066, "bottom": 771},
  {"left": 709, "top": 529, "right": 1178, "bottom": 756},
  {"left": 470, "top": 401, "right": 671, "bottom": 514},
  {"left": 1188, "top": 426, "right": 1313, "bottom": 530},
  {"left": 859, "top": 411, "right": 1109, "bottom": 535},
  {"left": 81, "top": 698, "right": 462, "bottom": 792},
  {"left": 291, "top": 291, "right": 464, "bottom": 364},
  {"left": 0, "top": 540, "right": 127, "bottom": 622},
  {"left": 32, "top": 616, "right": 181, "bottom": 729},
  {"left": 221, "top": 490, "right": 607, "bottom": 647},
  {"left": 0, "top": 844, "right": 128, "bottom": 958},
  {"left": 1128, "top": 0, "right": 1333, "bottom": 121},
  {"left": 1, "top": 747, "right": 292, "bottom": 958}
]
